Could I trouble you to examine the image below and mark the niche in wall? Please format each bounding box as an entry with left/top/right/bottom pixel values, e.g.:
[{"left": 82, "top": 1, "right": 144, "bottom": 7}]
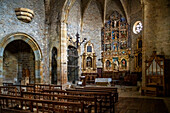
[
  {"left": 51, "top": 47, "right": 57, "bottom": 84},
  {"left": 3, "top": 40, "right": 35, "bottom": 84},
  {"left": 82, "top": 41, "right": 97, "bottom": 73}
]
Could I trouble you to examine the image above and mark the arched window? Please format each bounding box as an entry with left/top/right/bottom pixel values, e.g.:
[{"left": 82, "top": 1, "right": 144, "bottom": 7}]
[
  {"left": 133, "top": 21, "right": 143, "bottom": 34},
  {"left": 87, "top": 46, "right": 92, "bottom": 52}
]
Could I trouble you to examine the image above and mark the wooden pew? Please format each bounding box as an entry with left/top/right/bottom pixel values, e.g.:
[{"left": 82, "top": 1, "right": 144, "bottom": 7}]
[
  {"left": 80, "top": 86, "right": 118, "bottom": 102},
  {"left": 27, "top": 83, "right": 62, "bottom": 92},
  {"left": 66, "top": 88, "right": 115, "bottom": 113},
  {"left": 0, "top": 86, "right": 19, "bottom": 96},
  {"left": 41, "top": 89, "right": 114, "bottom": 113},
  {"left": 0, "top": 95, "right": 87, "bottom": 113},
  {"left": 21, "top": 91, "right": 97, "bottom": 113}
]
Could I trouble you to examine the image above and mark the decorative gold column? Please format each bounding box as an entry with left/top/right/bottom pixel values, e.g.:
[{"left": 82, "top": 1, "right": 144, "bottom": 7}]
[
  {"left": 93, "top": 53, "right": 97, "bottom": 71},
  {"left": 82, "top": 53, "right": 86, "bottom": 71}
]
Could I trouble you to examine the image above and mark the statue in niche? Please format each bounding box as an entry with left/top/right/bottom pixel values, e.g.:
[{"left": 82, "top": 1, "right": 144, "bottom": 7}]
[
  {"left": 121, "top": 59, "right": 127, "bottom": 69},
  {"left": 86, "top": 57, "right": 92, "bottom": 68},
  {"left": 22, "top": 66, "right": 30, "bottom": 85},
  {"left": 114, "top": 20, "right": 117, "bottom": 28},
  {"left": 106, "top": 60, "right": 111, "bottom": 70},
  {"left": 113, "top": 58, "right": 119, "bottom": 70}
]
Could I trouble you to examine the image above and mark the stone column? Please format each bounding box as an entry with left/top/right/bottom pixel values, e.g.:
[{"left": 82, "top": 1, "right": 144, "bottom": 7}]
[
  {"left": 60, "top": 22, "right": 68, "bottom": 89},
  {"left": 142, "top": 0, "right": 170, "bottom": 86},
  {"left": 0, "top": 57, "right": 3, "bottom": 85},
  {"left": 35, "top": 60, "right": 41, "bottom": 83}
]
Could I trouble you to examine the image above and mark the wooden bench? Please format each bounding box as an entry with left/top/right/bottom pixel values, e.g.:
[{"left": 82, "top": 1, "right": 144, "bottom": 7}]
[
  {"left": 28, "top": 83, "right": 62, "bottom": 92},
  {"left": 66, "top": 88, "right": 116, "bottom": 113},
  {"left": 0, "top": 86, "right": 19, "bottom": 96},
  {"left": 21, "top": 91, "right": 97, "bottom": 113},
  {"left": 42, "top": 89, "right": 114, "bottom": 113},
  {"left": 82, "top": 86, "right": 118, "bottom": 102},
  {"left": 0, "top": 95, "right": 87, "bottom": 113},
  {"left": 141, "top": 87, "right": 158, "bottom": 96}
]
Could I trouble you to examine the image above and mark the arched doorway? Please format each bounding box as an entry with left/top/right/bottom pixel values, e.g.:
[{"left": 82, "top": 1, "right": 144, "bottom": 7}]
[
  {"left": 51, "top": 47, "right": 57, "bottom": 84},
  {"left": 67, "top": 46, "right": 78, "bottom": 84},
  {"left": 3, "top": 40, "right": 35, "bottom": 84},
  {"left": 0, "top": 33, "right": 42, "bottom": 85}
]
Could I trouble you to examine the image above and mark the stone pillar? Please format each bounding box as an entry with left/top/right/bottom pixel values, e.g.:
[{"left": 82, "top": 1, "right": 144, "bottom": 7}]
[
  {"left": 142, "top": 0, "right": 170, "bottom": 86},
  {"left": 60, "top": 22, "right": 68, "bottom": 89},
  {"left": 0, "top": 57, "right": 3, "bottom": 85},
  {"left": 35, "top": 60, "right": 41, "bottom": 83}
]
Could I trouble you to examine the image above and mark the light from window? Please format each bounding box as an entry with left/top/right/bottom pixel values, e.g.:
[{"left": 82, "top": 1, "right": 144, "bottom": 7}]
[{"left": 133, "top": 21, "right": 143, "bottom": 34}]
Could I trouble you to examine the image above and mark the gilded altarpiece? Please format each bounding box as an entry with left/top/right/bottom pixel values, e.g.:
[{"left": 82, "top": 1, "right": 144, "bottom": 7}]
[
  {"left": 102, "top": 11, "right": 130, "bottom": 72},
  {"left": 82, "top": 41, "right": 97, "bottom": 73}
]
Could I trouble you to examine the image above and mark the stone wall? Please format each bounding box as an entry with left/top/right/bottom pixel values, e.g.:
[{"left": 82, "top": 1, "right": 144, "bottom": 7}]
[
  {"left": 129, "top": 0, "right": 142, "bottom": 72},
  {"left": 67, "top": 0, "right": 81, "bottom": 40},
  {"left": 0, "top": 0, "right": 47, "bottom": 83},
  {"left": 142, "top": 0, "right": 170, "bottom": 86},
  {"left": 82, "top": 0, "right": 103, "bottom": 68},
  {"left": 47, "top": 0, "right": 67, "bottom": 85}
]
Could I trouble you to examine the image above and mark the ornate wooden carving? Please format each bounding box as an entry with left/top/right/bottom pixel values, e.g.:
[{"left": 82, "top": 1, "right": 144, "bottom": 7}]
[
  {"left": 81, "top": 41, "right": 97, "bottom": 73},
  {"left": 102, "top": 11, "right": 130, "bottom": 72}
]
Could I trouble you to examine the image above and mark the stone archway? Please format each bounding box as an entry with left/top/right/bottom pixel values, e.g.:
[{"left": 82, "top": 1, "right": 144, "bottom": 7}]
[{"left": 0, "top": 33, "right": 42, "bottom": 85}]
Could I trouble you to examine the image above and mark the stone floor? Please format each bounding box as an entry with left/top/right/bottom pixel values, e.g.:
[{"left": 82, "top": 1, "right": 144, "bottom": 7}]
[
  {"left": 115, "top": 85, "right": 170, "bottom": 113},
  {"left": 115, "top": 97, "right": 169, "bottom": 113}
]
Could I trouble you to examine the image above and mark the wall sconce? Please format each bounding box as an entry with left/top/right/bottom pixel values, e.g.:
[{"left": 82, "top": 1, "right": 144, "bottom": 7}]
[{"left": 69, "top": 32, "right": 86, "bottom": 48}]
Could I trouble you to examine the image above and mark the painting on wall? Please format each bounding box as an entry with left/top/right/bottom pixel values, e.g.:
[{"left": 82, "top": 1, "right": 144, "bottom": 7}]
[{"left": 87, "top": 46, "right": 92, "bottom": 52}]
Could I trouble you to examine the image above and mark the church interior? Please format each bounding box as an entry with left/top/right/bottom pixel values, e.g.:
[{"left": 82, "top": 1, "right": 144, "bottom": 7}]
[{"left": 0, "top": 0, "right": 170, "bottom": 113}]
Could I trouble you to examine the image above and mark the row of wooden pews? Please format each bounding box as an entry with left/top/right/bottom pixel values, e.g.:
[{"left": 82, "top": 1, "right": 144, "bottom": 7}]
[{"left": 0, "top": 83, "right": 118, "bottom": 113}]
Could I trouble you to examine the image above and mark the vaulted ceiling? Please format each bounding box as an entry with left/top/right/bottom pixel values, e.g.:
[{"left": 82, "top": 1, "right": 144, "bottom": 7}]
[{"left": 45, "top": 0, "right": 142, "bottom": 25}]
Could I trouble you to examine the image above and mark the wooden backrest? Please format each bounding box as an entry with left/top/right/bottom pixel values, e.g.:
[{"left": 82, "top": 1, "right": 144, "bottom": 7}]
[
  {"left": 0, "top": 86, "right": 19, "bottom": 96},
  {"left": 0, "top": 95, "right": 85, "bottom": 113}
]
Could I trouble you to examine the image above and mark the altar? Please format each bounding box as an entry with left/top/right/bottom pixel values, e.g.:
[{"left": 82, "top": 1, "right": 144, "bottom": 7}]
[{"left": 95, "top": 78, "right": 112, "bottom": 86}]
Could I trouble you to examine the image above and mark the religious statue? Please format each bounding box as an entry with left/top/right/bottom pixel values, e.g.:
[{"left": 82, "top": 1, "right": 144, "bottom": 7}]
[{"left": 106, "top": 60, "right": 111, "bottom": 70}]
